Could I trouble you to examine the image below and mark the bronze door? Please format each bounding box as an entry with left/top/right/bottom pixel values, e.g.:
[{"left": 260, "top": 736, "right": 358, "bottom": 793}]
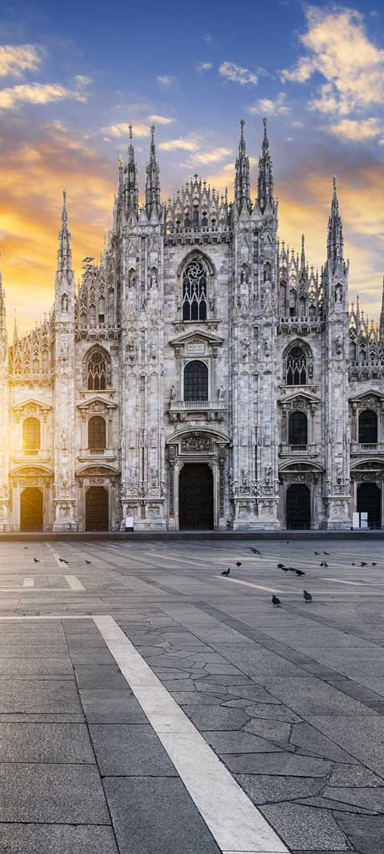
[
  {"left": 20, "top": 487, "right": 43, "bottom": 532},
  {"left": 357, "top": 482, "right": 381, "bottom": 529},
  {"left": 286, "top": 483, "right": 310, "bottom": 530},
  {"left": 179, "top": 464, "right": 214, "bottom": 530},
  {"left": 86, "top": 486, "right": 109, "bottom": 531}
]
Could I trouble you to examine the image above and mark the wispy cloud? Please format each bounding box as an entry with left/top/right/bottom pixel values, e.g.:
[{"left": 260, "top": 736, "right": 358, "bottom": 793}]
[
  {"left": 105, "top": 122, "right": 150, "bottom": 138},
  {"left": 0, "top": 81, "right": 90, "bottom": 112},
  {"left": 159, "top": 138, "right": 199, "bottom": 151},
  {"left": 196, "top": 62, "right": 213, "bottom": 72},
  {"left": 0, "top": 44, "right": 43, "bottom": 78},
  {"left": 249, "top": 92, "right": 290, "bottom": 116},
  {"left": 156, "top": 74, "right": 174, "bottom": 86},
  {"left": 325, "top": 117, "right": 383, "bottom": 142},
  {"left": 191, "top": 147, "right": 231, "bottom": 164},
  {"left": 281, "top": 7, "right": 384, "bottom": 116},
  {"left": 219, "top": 61, "right": 258, "bottom": 85},
  {"left": 148, "top": 114, "right": 174, "bottom": 124}
]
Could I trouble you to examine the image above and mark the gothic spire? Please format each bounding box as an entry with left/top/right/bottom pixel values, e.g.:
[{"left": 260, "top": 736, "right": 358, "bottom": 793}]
[
  {"left": 125, "top": 125, "right": 139, "bottom": 216},
  {"left": 300, "top": 234, "right": 306, "bottom": 270},
  {"left": 257, "top": 117, "right": 274, "bottom": 214},
  {"left": 235, "top": 119, "right": 251, "bottom": 213},
  {"left": 57, "top": 189, "right": 72, "bottom": 273},
  {"left": 145, "top": 124, "right": 161, "bottom": 218},
  {"left": 327, "top": 176, "right": 344, "bottom": 271},
  {"left": 379, "top": 277, "right": 384, "bottom": 336}
]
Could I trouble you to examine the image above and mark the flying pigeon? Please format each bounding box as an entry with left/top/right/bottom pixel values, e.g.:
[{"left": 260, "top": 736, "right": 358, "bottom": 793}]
[
  {"left": 361, "top": 562, "right": 367, "bottom": 567},
  {"left": 272, "top": 595, "right": 281, "bottom": 607},
  {"left": 85, "top": 560, "right": 92, "bottom": 565},
  {"left": 236, "top": 561, "right": 242, "bottom": 567},
  {"left": 33, "top": 558, "right": 40, "bottom": 563},
  {"left": 295, "top": 569, "right": 305, "bottom": 576},
  {"left": 250, "top": 548, "right": 261, "bottom": 556},
  {"left": 303, "top": 590, "right": 312, "bottom": 603},
  {"left": 221, "top": 568, "right": 230, "bottom": 576}
]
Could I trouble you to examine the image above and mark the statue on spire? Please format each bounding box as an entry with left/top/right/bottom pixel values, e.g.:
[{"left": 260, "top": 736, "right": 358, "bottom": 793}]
[
  {"left": 257, "top": 117, "right": 275, "bottom": 214},
  {"left": 234, "top": 119, "right": 251, "bottom": 213}
]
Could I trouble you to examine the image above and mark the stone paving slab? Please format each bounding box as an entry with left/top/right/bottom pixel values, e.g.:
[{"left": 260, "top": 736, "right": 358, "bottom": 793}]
[
  {"left": 0, "top": 763, "right": 110, "bottom": 824},
  {"left": 90, "top": 724, "right": 178, "bottom": 776},
  {"left": 0, "top": 722, "right": 94, "bottom": 763},
  {"left": 0, "top": 680, "right": 82, "bottom": 713},
  {"left": 0, "top": 823, "right": 120, "bottom": 853}
]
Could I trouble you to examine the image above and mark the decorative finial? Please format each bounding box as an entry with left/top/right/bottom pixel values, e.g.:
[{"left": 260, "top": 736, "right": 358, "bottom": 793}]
[{"left": 129, "top": 124, "right": 133, "bottom": 140}]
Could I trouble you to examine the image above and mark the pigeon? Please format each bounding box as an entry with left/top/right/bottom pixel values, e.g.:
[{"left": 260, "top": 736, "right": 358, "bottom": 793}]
[
  {"left": 221, "top": 568, "right": 230, "bottom": 576},
  {"left": 24, "top": 546, "right": 28, "bottom": 550},
  {"left": 236, "top": 561, "right": 242, "bottom": 567},
  {"left": 295, "top": 569, "right": 305, "bottom": 576},
  {"left": 272, "top": 595, "right": 281, "bottom": 607},
  {"left": 372, "top": 562, "right": 377, "bottom": 566},
  {"left": 85, "top": 560, "right": 92, "bottom": 565},
  {"left": 324, "top": 552, "right": 329, "bottom": 556},
  {"left": 277, "top": 563, "right": 285, "bottom": 569},
  {"left": 281, "top": 567, "right": 291, "bottom": 572},
  {"left": 320, "top": 561, "right": 328, "bottom": 568},
  {"left": 314, "top": 551, "right": 319, "bottom": 555},
  {"left": 352, "top": 563, "right": 355, "bottom": 566},
  {"left": 361, "top": 562, "right": 367, "bottom": 567},
  {"left": 59, "top": 558, "right": 68, "bottom": 564},
  {"left": 33, "top": 558, "right": 40, "bottom": 563},
  {"left": 250, "top": 548, "right": 261, "bottom": 556},
  {"left": 303, "top": 590, "right": 312, "bottom": 603}
]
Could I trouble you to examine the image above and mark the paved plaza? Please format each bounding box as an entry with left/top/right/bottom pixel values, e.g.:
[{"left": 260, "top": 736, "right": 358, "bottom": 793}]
[{"left": 0, "top": 539, "right": 382, "bottom": 851}]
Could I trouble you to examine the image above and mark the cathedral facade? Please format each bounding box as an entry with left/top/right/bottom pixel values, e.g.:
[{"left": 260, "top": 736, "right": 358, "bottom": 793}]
[{"left": 0, "top": 119, "right": 383, "bottom": 533}]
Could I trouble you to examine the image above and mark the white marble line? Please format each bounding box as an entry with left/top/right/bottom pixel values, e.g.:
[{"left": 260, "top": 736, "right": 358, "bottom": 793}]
[
  {"left": 325, "top": 578, "right": 368, "bottom": 586},
  {"left": 64, "top": 575, "right": 85, "bottom": 591},
  {"left": 23, "top": 578, "right": 34, "bottom": 587},
  {"left": 94, "top": 614, "right": 289, "bottom": 854},
  {"left": 215, "top": 577, "right": 285, "bottom": 594}
]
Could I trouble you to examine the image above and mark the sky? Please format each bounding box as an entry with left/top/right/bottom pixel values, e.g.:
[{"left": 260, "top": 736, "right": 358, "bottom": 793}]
[{"left": 0, "top": 0, "right": 384, "bottom": 333}]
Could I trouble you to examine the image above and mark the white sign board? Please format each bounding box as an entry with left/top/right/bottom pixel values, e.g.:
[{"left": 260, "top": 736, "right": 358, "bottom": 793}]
[
  {"left": 352, "top": 512, "right": 360, "bottom": 530},
  {"left": 125, "top": 516, "right": 134, "bottom": 530}
]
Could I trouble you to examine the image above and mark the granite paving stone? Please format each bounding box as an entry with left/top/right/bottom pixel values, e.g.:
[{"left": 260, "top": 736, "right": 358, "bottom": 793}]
[
  {"left": 259, "top": 803, "right": 350, "bottom": 850},
  {"left": 0, "top": 764, "right": 110, "bottom": 824},
  {"left": 103, "top": 777, "right": 221, "bottom": 854},
  {"left": 307, "top": 716, "right": 384, "bottom": 775},
  {"left": 243, "top": 704, "right": 302, "bottom": 722},
  {"left": 226, "top": 685, "right": 282, "bottom": 703},
  {"left": 80, "top": 689, "right": 147, "bottom": 723},
  {"left": 211, "top": 643, "right": 308, "bottom": 677},
  {"left": 295, "top": 795, "right": 376, "bottom": 814},
  {"left": 204, "top": 730, "right": 283, "bottom": 753},
  {"left": 0, "top": 657, "right": 73, "bottom": 676},
  {"left": 255, "top": 676, "right": 378, "bottom": 717},
  {"left": 74, "top": 665, "right": 128, "bottom": 690},
  {"left": 328, "top": 765, "right": 383, "bottom": 787},
  {"left": 180, "top": 705, "right": 250, "bottom": 730},
  {"left": 234, "top": 774, "right": 327, "bottom": 805},
  {"left": 0, "top": 722, "right": 94, "bottom": 763},
  {"left": 0, "top": 681, "right": 82, "bottom": 713},
  {"left": 0, "top": 824, "right": 120, "bottom": 853},
  {"left": 244, "top": 719, "right": 291, "bottom": 742},
  {"left": 335, "top": 814, "right": 384, "bottom": 852},
  {"left": 222, "top": 752, "right": 331, "bottom": 776},
  {"left": 290, "top": 723, "right": 359, "bottom": 763},
  {"left": 90, "top": 724, "right": 178, "bottom": 776},
  {"left": 171, "top": 691, "right": 227, "bottom": 705},
  {"left": 322, "top": 786, "right": 384, "bottom": 813}
]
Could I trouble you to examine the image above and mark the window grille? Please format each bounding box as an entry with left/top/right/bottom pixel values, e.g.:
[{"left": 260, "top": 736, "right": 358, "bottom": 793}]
[
  {"left": 286, "top": 346, "right": 307, "bottom": 385},
  {"left": 88, "top": 415, "right": 106, "bottom": 452},
  {"left": 87, "top": 352, "right": 107, "bottom": 390},
  {"left": 358, "top": 409, "right": 378, "bottom": 444},
  {"left": 288, "top": 411, "right": 308, "bottom": 446},
  {"left": 23, "top": 417, "right": 40, "bottom": 452},
  {"left": 182, "top": 261, "right": 207, "bottom": 321},
  {"left": 184, "top": 360, "right": 208, "bottom": 401}
]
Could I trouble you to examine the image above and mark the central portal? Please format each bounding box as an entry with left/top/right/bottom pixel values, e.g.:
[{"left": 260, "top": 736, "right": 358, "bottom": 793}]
[
  {"left": 86, "top": 486, "right": 109, "bottom": 531},
  {"left": 20, "top": 487, "right": 43, "bottom": 532},
  {"left": 179, "top": 464, "right": 214, "bottom": 530},
  {"left": 286, "top": 483, "right": 311, "bottom": 529}
]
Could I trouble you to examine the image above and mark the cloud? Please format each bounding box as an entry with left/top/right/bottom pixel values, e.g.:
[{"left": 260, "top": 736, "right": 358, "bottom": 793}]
[
  {"left": 159, "top": 138, "right": 200, "bottom": 151},
  {"left": 0, "top": 82, "right": 90, "bottom": 112},
  {"left": 148, "top": 114, "right": 174, "bottom": 124},
  {"left": 219, "top": 61, "right": 258, "bottom": 85},
  {"left": 281, "top": 7, "right": 384, "bottom": 116},
  {"left": 203, "top": 34, "right": 212, "bottom": 43},
  {"left": 249, "top": 92, "right": 290, "bottom": 116},
  {"left": 196, "top": 62, "right": 213, "bottom": 71},
  {"left": 105, "top": 122, "right": 150, "bottom": 138},
  {"left": 156, "top": 74, "right": 173, "bottom": 86},
  {"left": 191, "top": 147, "right": 231, "bottom": 164},
  {"left": 325, "top": 117, "right": 383, "bottom": 142},
  {"left": 0, "top": 44, "right": 43, "bottom": 78}
]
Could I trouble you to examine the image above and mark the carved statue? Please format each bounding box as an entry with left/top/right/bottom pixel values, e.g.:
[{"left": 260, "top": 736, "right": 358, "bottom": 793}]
[
  {"left": 170, "top": 385, "right": 176, "bottom": 400},
  {"left": 217, "top": 385, "right": 225, "bottom": 401}
]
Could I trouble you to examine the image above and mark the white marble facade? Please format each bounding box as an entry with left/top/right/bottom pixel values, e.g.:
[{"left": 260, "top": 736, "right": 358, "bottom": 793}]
[{"left": 0, "top": 119, "right": 383, "bottom": 532}]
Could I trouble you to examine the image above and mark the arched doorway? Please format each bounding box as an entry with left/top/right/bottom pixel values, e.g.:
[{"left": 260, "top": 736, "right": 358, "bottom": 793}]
[
  {"left": 179, "top": 464, "right": 213, "bottom": 530},
  {"left": 85, "top": 486, "right": 109, "bottom": 531},
  {"left": 357, "top": 482, "right": 381, "bottom": 529},
  {"left": 20, "top": 488, "right": 43, "bottom": 532},
  {"left": 286, "top": 483, "right": 311, "bottom": 529}
]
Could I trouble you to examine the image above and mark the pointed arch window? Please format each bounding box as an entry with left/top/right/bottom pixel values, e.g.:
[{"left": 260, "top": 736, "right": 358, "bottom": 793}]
[
  {"left": 184, "top": 360, "right": 208, "bottom": 401},
  {"left": 86, "top": 350, "right": 108, "bottom": 390},
  {"left": 88, "top": 415, "right": 106, "bottom": 452},
  {"left": 359, "top": 409, "right": 377, "bottom": 444},
  {"left": 288, "top": 411, "right": 308, "bottom": 446},
  {"left": 182, "top": 260, "right": 207, "bottom": 321},
  {"left": 23, "top": 417, "right": 40, "bottom": 453},
  {"left": 286, "top": 346, "right": 307, "bottom": 386}
]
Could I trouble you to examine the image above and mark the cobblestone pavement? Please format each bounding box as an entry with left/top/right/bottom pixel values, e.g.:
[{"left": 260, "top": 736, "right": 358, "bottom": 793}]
[{"left": 0, "top": 538, "right": 383, "bottom": 852}]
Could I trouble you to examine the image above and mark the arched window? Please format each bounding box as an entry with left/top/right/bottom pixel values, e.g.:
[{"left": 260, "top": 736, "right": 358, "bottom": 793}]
[
  {"left": 184, "top": 360, "right": 208, "bottom": 401},
  {"left": 88, "top": 416, "right": 106, "bottom": 452},
  {"left": 288, "top": 411, "right": 308, "bottom": 446},
  {"left": 23, "top": 417, "right": 40, "bottom": 453},
  {"left": 87, "top": 350, "right": 107, "bottom": 390},
  {"left": 286, "top": 346, "right": 307, "bottom": 386},
  {"left": 182, "top": 260, "right": 207, "bottom": 321},
  {"left": 359, "top": 409, "right": 378, "bottom": 444}
]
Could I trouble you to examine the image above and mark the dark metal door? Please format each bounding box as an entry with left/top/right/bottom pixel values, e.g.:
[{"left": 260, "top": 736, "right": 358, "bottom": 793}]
[
  {"left": 86, "top": 486, "right": 109, "bottom": 531},
  {"left": 286, "top": 483, "right": 310, "bottom": 530},
  {"left": 357, "top": 482, "right": 381, "bottom": 529},
  {"left": 20, "top": 488, "right": 43, "bottom": 532},
  {"left": 179, "top": 464, "right": 213, "bottom": 530}
]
